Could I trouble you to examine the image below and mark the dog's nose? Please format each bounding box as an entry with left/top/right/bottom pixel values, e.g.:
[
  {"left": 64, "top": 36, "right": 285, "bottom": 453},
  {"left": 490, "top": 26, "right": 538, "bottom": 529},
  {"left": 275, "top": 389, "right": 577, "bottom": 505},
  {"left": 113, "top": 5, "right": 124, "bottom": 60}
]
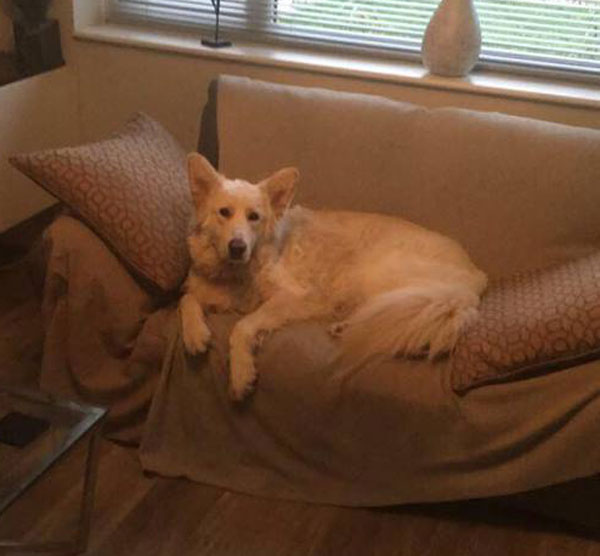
[{"left": 228, "top": 238, "right": 247, "bottom": 260}]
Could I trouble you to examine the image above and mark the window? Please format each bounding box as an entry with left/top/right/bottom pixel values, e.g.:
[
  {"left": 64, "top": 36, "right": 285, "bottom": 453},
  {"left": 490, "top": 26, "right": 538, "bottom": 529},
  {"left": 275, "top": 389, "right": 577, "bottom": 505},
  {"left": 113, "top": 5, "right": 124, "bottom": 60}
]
[{"left": 109, "top": 0, "right": 600, "bottom": 75}]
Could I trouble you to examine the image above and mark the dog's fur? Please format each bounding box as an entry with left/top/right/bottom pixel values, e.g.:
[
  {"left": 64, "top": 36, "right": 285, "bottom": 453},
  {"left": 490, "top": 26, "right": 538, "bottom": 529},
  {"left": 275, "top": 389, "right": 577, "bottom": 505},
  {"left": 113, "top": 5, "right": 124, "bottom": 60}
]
[{"left": 181, "top": 154, "right": 487, "bottom": 401}]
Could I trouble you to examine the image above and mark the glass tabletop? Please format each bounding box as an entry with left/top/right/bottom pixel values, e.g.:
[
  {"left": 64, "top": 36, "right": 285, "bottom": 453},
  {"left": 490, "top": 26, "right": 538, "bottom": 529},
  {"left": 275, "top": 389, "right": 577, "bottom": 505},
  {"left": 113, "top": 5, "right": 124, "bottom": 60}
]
[{"left": 0, "top": 387, "right": 106, "bottom": 515}]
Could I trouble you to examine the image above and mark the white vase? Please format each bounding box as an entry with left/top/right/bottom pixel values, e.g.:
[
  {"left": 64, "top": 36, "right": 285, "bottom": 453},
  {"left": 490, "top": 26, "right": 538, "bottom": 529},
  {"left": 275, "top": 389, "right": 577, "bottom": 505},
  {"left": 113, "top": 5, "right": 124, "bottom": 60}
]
[{"left": 421, "top": 0, "right": 481, "bottom": 77}]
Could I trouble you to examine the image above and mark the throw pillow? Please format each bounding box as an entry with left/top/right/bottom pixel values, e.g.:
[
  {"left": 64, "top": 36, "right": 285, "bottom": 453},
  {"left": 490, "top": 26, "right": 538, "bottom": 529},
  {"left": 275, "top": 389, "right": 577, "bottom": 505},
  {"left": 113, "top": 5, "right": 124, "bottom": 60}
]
[
  {"left": 451, "top": 252, "right": 600, "bottom": 393},
  {"left": 10, "top": 113, "right": 192, "bottom": 293}
]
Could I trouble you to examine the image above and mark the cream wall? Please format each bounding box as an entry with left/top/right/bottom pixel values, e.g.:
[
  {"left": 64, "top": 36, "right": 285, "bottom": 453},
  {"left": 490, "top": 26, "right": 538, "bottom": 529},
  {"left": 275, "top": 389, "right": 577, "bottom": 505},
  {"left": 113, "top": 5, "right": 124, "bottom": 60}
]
[
  {"left": 0, "top": 67, "right": 79, "bottom": 230},
  {"left": 72, "top": 40, "right": 600, "bottom": 155},
  {"left": 2, "top": 0, "right": 600, "bottom": 230},
  {"left": 0, "top": 3, "right": 79, "bottom": 231}
]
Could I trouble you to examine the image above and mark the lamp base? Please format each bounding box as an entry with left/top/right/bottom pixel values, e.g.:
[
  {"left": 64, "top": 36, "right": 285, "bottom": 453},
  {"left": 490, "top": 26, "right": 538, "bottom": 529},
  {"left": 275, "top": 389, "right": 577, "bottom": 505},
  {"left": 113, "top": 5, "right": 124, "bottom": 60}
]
[
  {"left": 13, "top": 19, "right": 64, "bottom": 76},
  {"left": 201, "top": 38, "right": 232, "bottom": 48}
]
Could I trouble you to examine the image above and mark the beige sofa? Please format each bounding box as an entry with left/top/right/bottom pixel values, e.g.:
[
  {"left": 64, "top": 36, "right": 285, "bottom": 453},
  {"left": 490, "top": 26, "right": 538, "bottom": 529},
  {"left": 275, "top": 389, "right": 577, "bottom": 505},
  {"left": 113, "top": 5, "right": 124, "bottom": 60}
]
[{"left": 40, "top": 77, "right": 600, "bottom": 523}]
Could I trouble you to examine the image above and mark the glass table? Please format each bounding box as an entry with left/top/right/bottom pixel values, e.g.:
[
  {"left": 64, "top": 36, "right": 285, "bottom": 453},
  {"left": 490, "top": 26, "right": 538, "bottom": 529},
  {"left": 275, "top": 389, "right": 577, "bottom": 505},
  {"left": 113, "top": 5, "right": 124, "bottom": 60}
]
[{"left": 0, "top": 387, "right": 106, "bottom": 554}]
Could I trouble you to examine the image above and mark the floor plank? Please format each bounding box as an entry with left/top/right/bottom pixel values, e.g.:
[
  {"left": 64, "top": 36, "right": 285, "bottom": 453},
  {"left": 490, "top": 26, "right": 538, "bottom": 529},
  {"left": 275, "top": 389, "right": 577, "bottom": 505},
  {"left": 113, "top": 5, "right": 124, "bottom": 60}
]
[
  {"left": 88, "top": 476, "right": 223, "bottom": 556},
  {"left": 184, "top": 492, "right": 332, "bottom": 556}
]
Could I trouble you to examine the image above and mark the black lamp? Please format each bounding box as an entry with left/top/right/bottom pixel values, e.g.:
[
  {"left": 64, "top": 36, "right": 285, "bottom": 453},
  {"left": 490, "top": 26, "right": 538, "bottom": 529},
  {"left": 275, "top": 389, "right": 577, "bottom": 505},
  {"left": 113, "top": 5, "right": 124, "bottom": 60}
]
[{"left": 202, "top": 0, "right": 231, "bottom": 48}]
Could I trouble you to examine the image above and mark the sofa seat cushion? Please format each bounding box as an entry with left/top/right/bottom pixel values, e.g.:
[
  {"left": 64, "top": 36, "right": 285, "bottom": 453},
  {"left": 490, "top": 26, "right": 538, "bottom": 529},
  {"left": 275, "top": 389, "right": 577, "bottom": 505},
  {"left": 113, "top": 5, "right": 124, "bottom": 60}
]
[
  {"left": 10, "top": 113, "right": 191, "bottom": 293},
  {"left": 451, "top": 252, "right": 600, "bottom": 393}
]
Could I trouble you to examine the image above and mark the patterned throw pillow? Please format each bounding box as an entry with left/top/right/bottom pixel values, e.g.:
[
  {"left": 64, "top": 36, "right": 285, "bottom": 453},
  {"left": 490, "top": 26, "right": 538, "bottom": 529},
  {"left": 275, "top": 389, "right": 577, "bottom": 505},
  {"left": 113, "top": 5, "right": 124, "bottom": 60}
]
[
  {"left": 451, "top": 252, "right": 600, "bottom": 393},
  {"left": 10, "top": 113, "right": 192, "bottom": 293}
]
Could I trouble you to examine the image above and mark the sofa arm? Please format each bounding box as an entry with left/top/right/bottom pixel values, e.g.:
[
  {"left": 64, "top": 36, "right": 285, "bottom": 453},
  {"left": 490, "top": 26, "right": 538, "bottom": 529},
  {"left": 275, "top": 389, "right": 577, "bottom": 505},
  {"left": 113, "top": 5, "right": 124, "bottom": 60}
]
[{"left": 41, "top": 215, "right": 173, "bottom": 443}]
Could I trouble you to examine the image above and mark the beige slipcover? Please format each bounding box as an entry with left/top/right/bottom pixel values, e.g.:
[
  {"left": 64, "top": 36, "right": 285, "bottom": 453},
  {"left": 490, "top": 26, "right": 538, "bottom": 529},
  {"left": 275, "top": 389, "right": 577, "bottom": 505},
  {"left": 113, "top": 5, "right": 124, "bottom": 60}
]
[
  {"left": 41, "top": 77, "right": 600, "bottom": 505},
  {"left": 41, "top": 216, "right": 168, "bottom": 444}
]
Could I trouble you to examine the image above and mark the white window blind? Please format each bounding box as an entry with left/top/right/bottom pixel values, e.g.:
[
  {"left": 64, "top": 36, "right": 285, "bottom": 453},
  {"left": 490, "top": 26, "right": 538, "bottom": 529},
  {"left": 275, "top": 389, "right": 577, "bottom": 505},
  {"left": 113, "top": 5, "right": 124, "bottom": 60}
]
[{"left": 108, "top": 0, "right": 600, "bottom": 74}]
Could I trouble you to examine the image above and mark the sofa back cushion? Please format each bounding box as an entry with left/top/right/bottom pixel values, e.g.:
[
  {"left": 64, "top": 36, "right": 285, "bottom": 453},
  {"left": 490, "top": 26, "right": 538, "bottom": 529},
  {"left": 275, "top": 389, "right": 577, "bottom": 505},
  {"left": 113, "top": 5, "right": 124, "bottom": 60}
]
[{"left": 217, "top": 76, "right": 600, "bottom": 277}]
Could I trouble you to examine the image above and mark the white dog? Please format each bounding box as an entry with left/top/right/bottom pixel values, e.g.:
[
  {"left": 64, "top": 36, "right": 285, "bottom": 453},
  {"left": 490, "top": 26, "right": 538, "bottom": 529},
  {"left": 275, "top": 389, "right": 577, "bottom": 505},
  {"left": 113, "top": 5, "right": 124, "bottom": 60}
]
[{"left": 180, "top": 154, "right": 487, "bottom": 401}]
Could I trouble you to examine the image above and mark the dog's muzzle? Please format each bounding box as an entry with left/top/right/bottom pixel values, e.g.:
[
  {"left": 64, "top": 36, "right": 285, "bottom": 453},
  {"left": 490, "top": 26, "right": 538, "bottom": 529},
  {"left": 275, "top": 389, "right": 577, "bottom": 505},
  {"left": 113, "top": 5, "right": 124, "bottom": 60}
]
[{"left": 228, "top": 238, "right": 247, "bottom": 261}]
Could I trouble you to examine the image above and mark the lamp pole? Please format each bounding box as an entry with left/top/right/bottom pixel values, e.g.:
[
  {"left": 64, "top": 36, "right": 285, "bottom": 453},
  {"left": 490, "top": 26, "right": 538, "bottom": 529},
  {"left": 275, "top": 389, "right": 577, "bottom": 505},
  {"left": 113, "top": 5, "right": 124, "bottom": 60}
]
[{"left": 202, "top": 0, "right": 232, "bottom": 48}]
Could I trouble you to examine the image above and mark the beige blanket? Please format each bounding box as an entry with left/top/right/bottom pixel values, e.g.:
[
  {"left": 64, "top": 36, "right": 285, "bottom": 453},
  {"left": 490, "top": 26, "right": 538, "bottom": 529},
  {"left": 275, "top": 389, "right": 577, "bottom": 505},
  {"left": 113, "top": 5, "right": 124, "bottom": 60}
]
[
  {"left": 41, "top": 219, "right": 600, "bottom": 503},
  {"left": 140, "top": 77, "right": 600, "bottom": 504},
  {"left": 140, "top": 309, "right": 600, "bottom": 505},
  {"left": 42, "top": 216, "right": 170, "bottom": 443},
  {"left": 41, "top": 77, "right": 600, "bottom": 504}
]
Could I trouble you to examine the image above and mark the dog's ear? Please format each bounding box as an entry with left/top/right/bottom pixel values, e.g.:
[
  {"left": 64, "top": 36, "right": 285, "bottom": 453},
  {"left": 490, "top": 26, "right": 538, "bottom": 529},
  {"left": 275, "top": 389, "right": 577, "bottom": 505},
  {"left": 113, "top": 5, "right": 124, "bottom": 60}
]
[
  {"left": 187, "top": 153, "right": 220, "bottom": 208},
  {"left": 261, "top": 167, "right": 299, "bottom": 219}
]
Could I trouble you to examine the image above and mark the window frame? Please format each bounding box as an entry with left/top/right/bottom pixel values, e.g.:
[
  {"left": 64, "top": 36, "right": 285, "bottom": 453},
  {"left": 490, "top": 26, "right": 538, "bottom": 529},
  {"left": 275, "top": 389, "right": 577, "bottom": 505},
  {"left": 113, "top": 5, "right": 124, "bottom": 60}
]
[{"left": 107, "top": 0, "right": 600, "bottom": 81}]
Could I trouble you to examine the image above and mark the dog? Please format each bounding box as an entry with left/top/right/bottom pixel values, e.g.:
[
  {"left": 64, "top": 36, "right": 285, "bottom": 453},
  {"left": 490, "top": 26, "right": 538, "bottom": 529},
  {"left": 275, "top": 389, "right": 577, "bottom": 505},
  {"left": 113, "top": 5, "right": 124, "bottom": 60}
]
[{"left": 180, "top": 153, "right": 487, "bottom": 401}]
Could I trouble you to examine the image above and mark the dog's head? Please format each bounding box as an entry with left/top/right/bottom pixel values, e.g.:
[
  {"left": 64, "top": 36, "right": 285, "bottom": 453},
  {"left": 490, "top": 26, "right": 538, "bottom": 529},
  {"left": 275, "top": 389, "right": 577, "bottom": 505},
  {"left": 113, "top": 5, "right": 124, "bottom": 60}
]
[{"left": 187, "top": 153, "right": 298, "bottom": 266}]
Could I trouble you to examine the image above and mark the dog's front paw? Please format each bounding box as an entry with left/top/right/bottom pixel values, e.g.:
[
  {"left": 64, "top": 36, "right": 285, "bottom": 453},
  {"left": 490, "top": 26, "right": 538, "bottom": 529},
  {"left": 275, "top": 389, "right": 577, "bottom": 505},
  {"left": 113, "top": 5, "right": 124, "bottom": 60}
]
[
  {"left": 182, "top": 318, "right": 211, "bottom": 355},
  {"left": 228, "top": 346, "right": 258, "bottom": 402}
]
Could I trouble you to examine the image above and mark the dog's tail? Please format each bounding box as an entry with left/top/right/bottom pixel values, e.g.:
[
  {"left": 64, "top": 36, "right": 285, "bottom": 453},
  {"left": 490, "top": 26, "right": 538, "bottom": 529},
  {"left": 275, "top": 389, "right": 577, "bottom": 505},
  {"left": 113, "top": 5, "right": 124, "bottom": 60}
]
[{"left": 336, "top": 283, "right": 480, "bottom": 365}]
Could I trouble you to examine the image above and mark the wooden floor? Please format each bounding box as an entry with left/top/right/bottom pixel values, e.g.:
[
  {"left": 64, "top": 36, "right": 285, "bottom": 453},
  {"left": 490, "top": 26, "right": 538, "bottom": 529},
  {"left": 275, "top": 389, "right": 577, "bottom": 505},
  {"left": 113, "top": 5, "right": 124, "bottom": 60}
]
[
  {"left": 0, "top": 439, "right": 599, "bottom": 556},
  {"left": 1, "top": 234, "right": 600, "bottom": 555}
]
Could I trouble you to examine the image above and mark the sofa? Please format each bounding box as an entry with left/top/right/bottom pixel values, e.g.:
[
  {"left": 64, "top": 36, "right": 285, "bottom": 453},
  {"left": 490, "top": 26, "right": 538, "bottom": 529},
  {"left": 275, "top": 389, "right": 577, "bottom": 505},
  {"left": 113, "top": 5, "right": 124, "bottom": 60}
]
[{"left": 25, "top": 76, "right": 600, "bottom": 525}]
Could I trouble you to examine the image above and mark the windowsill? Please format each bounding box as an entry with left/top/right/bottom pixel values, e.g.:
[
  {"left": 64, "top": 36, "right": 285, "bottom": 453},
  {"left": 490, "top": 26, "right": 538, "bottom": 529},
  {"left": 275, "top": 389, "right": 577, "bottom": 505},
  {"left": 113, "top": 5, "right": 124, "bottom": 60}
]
[{"left": 74, "top": 22, "right": 600, "bottom": 110}]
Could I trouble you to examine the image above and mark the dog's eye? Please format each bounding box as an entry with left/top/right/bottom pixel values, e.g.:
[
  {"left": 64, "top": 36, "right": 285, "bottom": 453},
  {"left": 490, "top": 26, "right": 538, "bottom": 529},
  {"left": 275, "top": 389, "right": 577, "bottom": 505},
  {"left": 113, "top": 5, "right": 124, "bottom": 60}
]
[
  {"left": 219, "top": 207, "right": 232, "bottom": 218},
  {"left": 248, "top": 211, "right": 260, "bottom": 222}
]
